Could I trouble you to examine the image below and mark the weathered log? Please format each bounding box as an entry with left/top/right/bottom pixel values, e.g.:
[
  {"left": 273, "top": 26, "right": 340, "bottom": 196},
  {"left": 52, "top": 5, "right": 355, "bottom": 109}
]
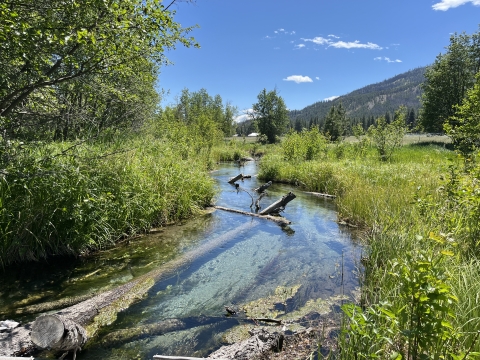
[
  {"left": 213, "top": 206, "right": 291, "bottom": 225},
  {"left": 304, "top": 191, "right": 336, "bottom": 199},
  {"left": 153, "top": 329, "right": 283, "bottom": 360},
  {"left": 0, "top": 222, "right": 259, "bottom": 357},
  {"left": 228, "top": 174, "right": 243, "bottom": 184},
  {"left": 254, "top": 181, "right": 272, "bottom": 193},
  {"left": 259, "top": 192, "right": 296, "bottom": 215},
  {"left": 31, "top": 314, "right": 87, "bottom": 354},
  {"left": 208, "top": 328, "right": 283, "bottom": 359}
]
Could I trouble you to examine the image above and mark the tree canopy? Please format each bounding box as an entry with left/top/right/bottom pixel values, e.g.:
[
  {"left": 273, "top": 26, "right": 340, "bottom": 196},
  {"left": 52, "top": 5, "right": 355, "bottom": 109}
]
[
  {"left": 252, "top": 88, "right": 289, "bottom": 144},
  {"left": 0, "top": 0, "right": 198, "bottom": 140},
  {"left": 420, "top": 27, "right": 480, "bottom": 133}
]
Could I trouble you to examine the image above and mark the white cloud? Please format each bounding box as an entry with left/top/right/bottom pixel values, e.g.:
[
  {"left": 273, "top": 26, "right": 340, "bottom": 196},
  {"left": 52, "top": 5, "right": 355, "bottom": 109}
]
[
  {"left": 329, "top": 40, "right": 382, "bottom": 50},
  {"left": 278, "top": 28, "right": 285, "bottom": 32},
  {"left": 302, "top": 36, "right": 330, "bottom": 45},
  {"left": 374, "top": 56, "right": 402, "bottom": 63},
  {"left": 291, "top": 31, "right": 296, "bottom": 35},
  {"left": 295, "top": 44, "right": 306, "bottom": 49},
  {"left": 316, "top": 77, "right": 320, "bottom": 80},
  {"left": 302, "top": 37, "right": 382, "bottom": 50},
  {"left": 283, "top": 75, "right": 313, "bottom": 84},
  {"left": 432, "top": 0, "right": 480, "bottom": 10},
  {"left": 324, "top": 96, "right": 340, "bottom": 101},
  {"left": 328, "top": 34, "right": 340, "bottom": 38}
]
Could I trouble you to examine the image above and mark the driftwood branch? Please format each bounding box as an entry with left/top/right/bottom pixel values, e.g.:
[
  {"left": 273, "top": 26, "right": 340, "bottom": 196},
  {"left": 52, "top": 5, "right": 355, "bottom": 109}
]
[
  {"left": 213, "top": 206, "right": 291, "bottom": 225},
  {"left": 255, "top": 192, "right": 266, "bottom": 210},
  {"left": 259, "top": 192, "right": 296, "bottom": 215}
]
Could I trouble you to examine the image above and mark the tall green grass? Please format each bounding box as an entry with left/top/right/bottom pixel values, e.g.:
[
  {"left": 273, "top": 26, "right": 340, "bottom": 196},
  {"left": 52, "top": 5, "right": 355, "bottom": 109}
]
[
  {"left": 0, "top": 136, "right": 215, "bottom": 266},
  {"left": 256, "top": 140, "right": 480, "bottom": 356}
]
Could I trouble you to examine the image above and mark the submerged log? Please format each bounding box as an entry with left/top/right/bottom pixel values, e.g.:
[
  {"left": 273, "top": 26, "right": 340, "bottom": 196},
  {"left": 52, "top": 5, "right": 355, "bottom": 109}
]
[
  {"left": 304, "top": 191, "right": 336, "bottom": 199},
  {"left": 254, "top": 181, "right": 272, "bottom": 193},
  {"left": 259, "top": 192, "right": 296, "bottom": 215},
  {"left": 0, "top": 222, "right": 259, "bottom": 357},
  {"left": 213, "top": 206, "right": 291, "bottom": 225},
  {"left": 102, "top": 316, "right": 234, "bottom": 347}
]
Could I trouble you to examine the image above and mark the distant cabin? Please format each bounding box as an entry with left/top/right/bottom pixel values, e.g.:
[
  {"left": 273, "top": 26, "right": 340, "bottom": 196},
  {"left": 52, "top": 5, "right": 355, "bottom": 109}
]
[{"left": 247, "top": 133, "right": 259, "bottom": 137}]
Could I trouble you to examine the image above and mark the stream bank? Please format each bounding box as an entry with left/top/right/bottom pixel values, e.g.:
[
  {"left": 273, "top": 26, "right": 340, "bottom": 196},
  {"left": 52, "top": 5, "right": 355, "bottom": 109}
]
[{"left": 0, "top": 161, "right": 362, "bottom": 359}]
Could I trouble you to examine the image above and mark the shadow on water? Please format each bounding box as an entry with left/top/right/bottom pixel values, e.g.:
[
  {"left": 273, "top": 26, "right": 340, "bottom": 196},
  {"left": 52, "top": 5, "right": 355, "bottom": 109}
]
[{"left": 0, "top": 161, "right": 362, "bottom": 359}]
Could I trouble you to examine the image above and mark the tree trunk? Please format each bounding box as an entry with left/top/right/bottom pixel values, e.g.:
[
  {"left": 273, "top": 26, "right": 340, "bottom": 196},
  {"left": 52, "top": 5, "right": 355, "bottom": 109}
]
[{"left": 259, "top": 192, "right": 296, "bottom": 215}]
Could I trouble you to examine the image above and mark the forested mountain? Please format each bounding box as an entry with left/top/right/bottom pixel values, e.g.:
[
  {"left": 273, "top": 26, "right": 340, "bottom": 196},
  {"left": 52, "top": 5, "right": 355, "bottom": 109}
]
[{"left": 289, "top": 66, "right": 426, "bottom": 130}]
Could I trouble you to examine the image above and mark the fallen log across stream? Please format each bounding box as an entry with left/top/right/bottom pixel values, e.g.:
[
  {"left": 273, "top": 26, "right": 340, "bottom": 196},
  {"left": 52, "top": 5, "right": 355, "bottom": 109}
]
[
  {"left": 213, "top": 206, "right": 291, "bottom": 226},
  {"left": 0, "top": 221, "right": 259, "bottom": 358}
]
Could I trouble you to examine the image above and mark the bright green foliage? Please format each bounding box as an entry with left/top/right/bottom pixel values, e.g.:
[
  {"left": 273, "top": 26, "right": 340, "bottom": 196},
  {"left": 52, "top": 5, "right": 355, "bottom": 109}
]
[
  {"left": 0, "top": 0, "right": 197, "bottom": 139},
  {"left": 282, "top": 127, "right": 327, "bottom": 161},
  {"left": 174, "top": 88, "right": 237, "bottom": 137},
  {"left": 323, "top": 103, "right": 349, "bottom": 141},
  {"left": 444, "top": 72, "right": 480, "bottom": 159},
  {"left": 340, "top": 235, "right": 478, "bottom": 360},
  {"left": 252, "top": 88, "right": 289, "bottom": 144},
  {"left": 367, "top": 107, "right": 407, "bottom": 161},
  {"left": 420, "top": 28, "right": 480, "bottom": 133}
]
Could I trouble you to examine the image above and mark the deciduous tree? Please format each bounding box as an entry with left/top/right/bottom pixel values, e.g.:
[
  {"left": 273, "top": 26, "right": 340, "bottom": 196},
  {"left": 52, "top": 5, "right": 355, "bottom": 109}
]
[
  {"left": 251, "top": 88, "right": 289, "bottom": 144},
  {"left": 420, "top": 28, "right": 480, "bottom": 133}
]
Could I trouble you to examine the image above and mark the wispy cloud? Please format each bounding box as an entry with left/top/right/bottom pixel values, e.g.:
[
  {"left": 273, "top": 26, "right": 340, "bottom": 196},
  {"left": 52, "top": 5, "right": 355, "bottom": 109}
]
[
  {"left": 432, "top": 0, "right": 480, "bottom": 10},
  {"left": 328, "top": 34, "right": 340, "bottom": 39},
  {"left": 274, "top": 28, "right": 295, "bottom": 35},
  {"left": 324, "top": 96, "right": 340, "bottom": 101},
  {"left": 302, "top": 37, "right": 382, "bottom": 50},
  {"left": 283, "top": 75, "right": 313, "bottom": 84},
  {"left": 374, "top": 56, "right": 402, "bottom": 63},
  {"left": 330, "top": 40, "right": 382, "bottom": 49},
  {"left": 302, "top": 36, "right": 330, "bottom": 45},
  {"left": 315, "top": 77, "right": 320, "bottom": 80},
  {"left": 295, "top": 44, "right": 306, "bottom": 49}
]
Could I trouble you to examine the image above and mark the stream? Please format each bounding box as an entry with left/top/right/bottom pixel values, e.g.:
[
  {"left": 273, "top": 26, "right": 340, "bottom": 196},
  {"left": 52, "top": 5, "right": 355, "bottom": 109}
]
[{"left": 0, "top": 161, "right": 362, "bottom": 359}]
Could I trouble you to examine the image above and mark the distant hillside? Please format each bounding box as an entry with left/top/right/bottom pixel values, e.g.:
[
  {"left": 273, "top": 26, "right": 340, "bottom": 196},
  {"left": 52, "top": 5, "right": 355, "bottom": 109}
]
[{"left": 289, "top": 66, "right": 426, "bottom": 128}]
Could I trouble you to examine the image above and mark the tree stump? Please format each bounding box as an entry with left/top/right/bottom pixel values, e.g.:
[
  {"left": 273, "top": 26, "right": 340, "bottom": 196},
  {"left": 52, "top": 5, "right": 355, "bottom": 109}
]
[{"left": 31, "top": 314, "right": 87, "bottom": 352}]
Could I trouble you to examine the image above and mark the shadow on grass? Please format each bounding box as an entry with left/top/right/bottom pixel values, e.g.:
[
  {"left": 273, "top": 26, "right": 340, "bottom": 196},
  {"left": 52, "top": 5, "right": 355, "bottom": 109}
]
[{"left": 408, "top": 141, "right": 455, "bottom": 151}]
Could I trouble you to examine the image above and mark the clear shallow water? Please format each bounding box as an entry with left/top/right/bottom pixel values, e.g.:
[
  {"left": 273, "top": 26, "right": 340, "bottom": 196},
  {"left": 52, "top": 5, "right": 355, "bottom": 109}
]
[{"left": 0, "top": 161, "right": 361, "bottom": 359}]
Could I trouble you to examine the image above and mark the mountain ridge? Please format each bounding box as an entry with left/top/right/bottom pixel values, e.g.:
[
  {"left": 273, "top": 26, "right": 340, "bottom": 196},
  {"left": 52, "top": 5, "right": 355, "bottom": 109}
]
[{"left": 289, "top": 66, "right": 427, "bottom": 125}]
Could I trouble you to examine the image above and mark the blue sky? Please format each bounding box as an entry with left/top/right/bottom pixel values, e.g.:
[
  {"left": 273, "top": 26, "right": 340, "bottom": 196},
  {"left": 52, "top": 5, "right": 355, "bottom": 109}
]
[{"left": 158, "top": 0, "right": 480, "bottom": 120}]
